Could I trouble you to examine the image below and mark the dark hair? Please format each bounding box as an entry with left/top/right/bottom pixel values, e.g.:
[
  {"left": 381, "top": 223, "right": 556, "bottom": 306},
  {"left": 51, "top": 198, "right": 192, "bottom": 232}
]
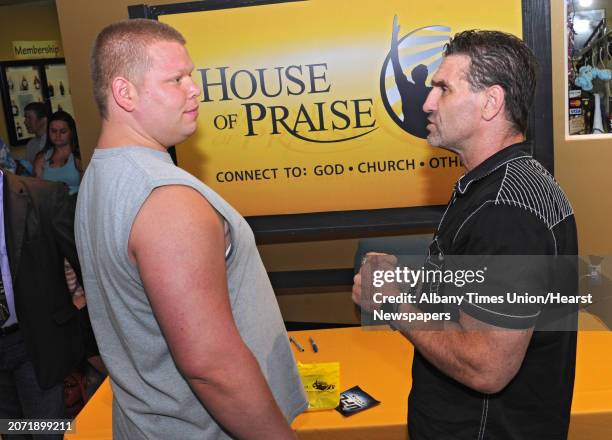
[
  {"left": 44, "top": 110, "right": 80, "bottom": 158},
  {"left": 444, "top": 30, "right": 536, "bottom": 134},
  {"left": 24, "top": 101, "right": 50, "bottom": 120}
]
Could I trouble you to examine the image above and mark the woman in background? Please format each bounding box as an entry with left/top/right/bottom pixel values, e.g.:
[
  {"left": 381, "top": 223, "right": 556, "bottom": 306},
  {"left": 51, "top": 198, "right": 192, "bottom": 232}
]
[
  {"left": 33, "top": 110, "right": 82, "bottom": 195},
  {"left": 33, "top": 110, "right": 84, "bottom": 307},
  {"left": 33, "top": 110, "right": 106, "bottom": 411}
]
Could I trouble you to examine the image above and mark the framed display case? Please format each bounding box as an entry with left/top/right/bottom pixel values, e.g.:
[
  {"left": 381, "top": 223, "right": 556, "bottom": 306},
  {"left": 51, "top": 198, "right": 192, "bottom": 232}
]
[
  {"left": 565, "top": 0, "right": 612, "bottom": 138},
  {"left": 0, "top": 58, "right": 74, "bottom": 146}
]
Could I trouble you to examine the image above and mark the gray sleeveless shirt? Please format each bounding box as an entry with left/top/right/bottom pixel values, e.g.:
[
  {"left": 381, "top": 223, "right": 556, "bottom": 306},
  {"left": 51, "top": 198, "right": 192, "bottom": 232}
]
[{"left": 75, "top": 147, "right": 306, "bottom": 439}]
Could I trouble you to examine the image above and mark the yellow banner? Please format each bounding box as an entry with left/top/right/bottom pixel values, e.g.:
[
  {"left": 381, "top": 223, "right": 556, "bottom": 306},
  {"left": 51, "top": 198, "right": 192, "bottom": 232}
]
[
  {"left": 160, "top": 0, "right": 522, "bottom": 216},
  {"left": 12, "top": 40, "right": 62, "bottom": 59}
]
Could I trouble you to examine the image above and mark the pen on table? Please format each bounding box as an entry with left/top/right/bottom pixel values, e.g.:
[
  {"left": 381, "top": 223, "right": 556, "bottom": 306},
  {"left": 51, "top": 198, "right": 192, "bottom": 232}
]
[
  {"left": 289, "top": 336, "right": 304, "bottom": 352},
  {"left": 309, "top": 336, "right": 318, "bottom": 353}
]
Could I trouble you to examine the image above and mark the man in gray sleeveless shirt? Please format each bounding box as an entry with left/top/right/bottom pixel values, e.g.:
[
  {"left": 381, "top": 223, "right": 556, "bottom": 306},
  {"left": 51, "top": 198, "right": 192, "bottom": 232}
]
[{"left": 75, "top": 19, "right": 307, "bottom": 439}]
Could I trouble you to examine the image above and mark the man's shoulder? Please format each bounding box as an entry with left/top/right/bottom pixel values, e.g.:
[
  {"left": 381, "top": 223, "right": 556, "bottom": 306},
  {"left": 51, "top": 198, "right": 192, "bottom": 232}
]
[
  {"left": 24, "top": 135, "right": 44, "bottom": 154},
  {"left": 91, "top": 146, "right": 181, "bottom": 180},
  {"left": 466, "top": 157, "right": 573, "bottom": 227},
  {"left": 82, "top": 147, "right": 206, "bottom": 219},
  {"left": 494, "top": 157, "right": 574, "bottom": 229},
  {"left": 450, "top": 157, "right": 576, "bottom": 253}
]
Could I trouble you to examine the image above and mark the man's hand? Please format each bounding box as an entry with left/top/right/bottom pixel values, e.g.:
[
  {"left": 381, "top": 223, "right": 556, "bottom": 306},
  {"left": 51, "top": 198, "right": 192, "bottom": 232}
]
[{"left": 352, "top": 252, "right": 399, "bottom": 313}]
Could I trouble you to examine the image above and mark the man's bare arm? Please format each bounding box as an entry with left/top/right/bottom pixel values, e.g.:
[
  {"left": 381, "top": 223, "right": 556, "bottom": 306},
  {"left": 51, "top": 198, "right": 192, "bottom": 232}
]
[
  {"left": 402, "top": 310, "right": 532, "bottom": 394},
  {"left": 129, "top": 185, "right": 296, "bottom": 439},
  {"left": 353, "top": 269, "right": 532, "bottom": 394}
]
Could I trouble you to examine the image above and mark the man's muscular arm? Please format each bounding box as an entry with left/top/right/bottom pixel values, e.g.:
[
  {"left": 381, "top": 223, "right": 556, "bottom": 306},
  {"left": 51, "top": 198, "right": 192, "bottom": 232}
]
[
  {"left": 352, "top": 272, "right": 532, "bottom": 394},
  {"left": 353, "top": 206, "right": 552, "bottom": 394},
  {"left": 129, "top": 185, "right": 295, "bottom": 440},
  {"left": 401, "top": 312, "right": 532, "bottom": 393}
]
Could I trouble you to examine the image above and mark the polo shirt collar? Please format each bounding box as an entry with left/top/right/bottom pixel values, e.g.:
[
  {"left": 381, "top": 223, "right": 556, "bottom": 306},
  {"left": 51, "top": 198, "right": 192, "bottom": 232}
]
[{"left": 456, "top": 141, "right": 532, "bottom": 195}]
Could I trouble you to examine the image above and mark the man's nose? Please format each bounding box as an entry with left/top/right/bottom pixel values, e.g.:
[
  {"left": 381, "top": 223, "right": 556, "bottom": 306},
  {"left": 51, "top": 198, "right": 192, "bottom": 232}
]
[
  {"left": 422, "top": 89, "right": 436, "bottom": 114},
  {"left": 188, "top": 77, "right": 201, "bottom": 99}
]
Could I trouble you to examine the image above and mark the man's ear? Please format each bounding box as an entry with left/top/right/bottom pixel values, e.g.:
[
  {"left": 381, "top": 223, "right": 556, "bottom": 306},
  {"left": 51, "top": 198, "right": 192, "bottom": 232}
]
[
  {"left": 482, "top": 84, "right": 505, "bottom": 121},
  {"left": 111, "top": 76, "right": 137, "bottom": 112}
]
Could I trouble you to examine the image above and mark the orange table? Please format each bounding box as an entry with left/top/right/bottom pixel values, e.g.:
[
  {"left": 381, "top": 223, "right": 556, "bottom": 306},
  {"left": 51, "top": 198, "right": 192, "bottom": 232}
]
[{"left": 67, "top": 326, "right": 612, "bottom": 439}]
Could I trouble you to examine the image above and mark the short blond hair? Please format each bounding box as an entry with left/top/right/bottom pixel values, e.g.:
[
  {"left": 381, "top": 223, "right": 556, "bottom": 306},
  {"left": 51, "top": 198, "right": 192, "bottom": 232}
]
[{"left": 90, "top": 18, "right": 186, "bottom": 118}]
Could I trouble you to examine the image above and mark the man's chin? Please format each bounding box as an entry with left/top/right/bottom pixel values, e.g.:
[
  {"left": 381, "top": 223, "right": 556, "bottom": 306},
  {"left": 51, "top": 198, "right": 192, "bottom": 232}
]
[
  {"left": 426, "top": 136, "right": 456, "bottom": 154},
  {"left": 426, "top": 134, "right": 442, "bottom": 148},
  {"left": 185, "top": 126, "right": 198, "bottom": 140},
  {"left": 169, "top": 130, "right": 197, "bottom": 147}
]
